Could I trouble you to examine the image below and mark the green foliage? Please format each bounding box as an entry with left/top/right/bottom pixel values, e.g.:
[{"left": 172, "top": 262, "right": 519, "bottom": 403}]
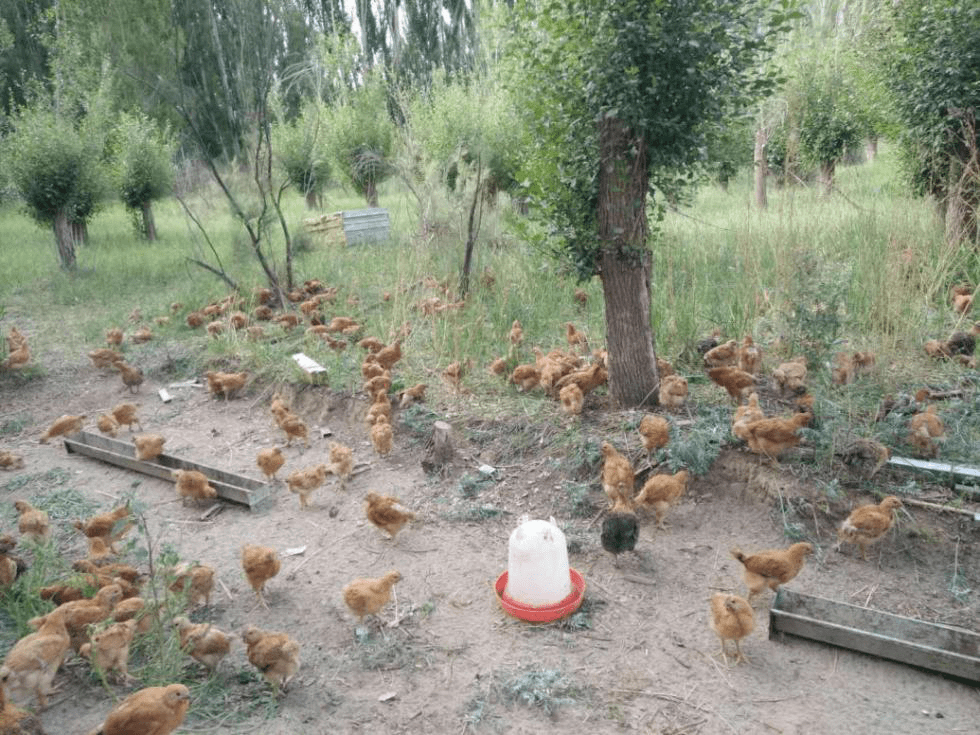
[
  {"left": 500, "top": 667, "right": 583, "bottom": 716},
  {"left": 508, "top": 0, "right": 795, "bottom": 279},
  {"left": 4, "top": 105, "right": 105, "bottom": 227},
  {"left": 793, "top": 59, "right": 862, "bottom": 175},
  {"left": 114, "top": 112, "right": 175, "bottom": 211},
  {"left": 783, "top": 251, "right": 851, "bottom": 366},
  {"left": 274, "top": 101, "right": 331, "bottom": 204},
  {"left": 325, "top": 75, "right": 396, "bottom": 205}
]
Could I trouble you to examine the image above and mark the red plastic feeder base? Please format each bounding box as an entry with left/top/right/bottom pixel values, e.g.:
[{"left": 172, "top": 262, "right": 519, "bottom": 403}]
[{"left": 494, "top": 568, "right": 586, "bottom": 622}]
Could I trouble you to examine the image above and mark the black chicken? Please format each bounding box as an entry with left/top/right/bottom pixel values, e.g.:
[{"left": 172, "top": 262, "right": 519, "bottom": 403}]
[{"left": 600, "top": 508, "right": 638, "bottom": 567}]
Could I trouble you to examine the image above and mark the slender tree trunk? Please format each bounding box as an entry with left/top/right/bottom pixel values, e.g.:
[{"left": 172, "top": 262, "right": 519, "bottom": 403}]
[
  {"left": 754, "top": 127, "right": 768, "bottom": 210},
  {"left": 865, "top": 136, "right": 878, "bottom": 163},
  {"left": 141, "top": 201, "right": 157, "bottom": 241},
  {"left": 305, "top": 191, "right": 320, "bottom": 209},
  {"left": 597, "top": 117, "right": 659, "bottom": 407},
  {"left": 52, "top": 211, "right": 77, "bottom": 270},
  {"left": 818, "top": 160, "right": 835, "bottom": 196},
  {"left": 365, "top": 180, "right": 379, "bottom": 208}
]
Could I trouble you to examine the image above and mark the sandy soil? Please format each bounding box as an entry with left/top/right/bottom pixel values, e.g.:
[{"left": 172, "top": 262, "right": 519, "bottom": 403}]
[{"left": 0, "top": 354, "right": 978, "bottom": 735}]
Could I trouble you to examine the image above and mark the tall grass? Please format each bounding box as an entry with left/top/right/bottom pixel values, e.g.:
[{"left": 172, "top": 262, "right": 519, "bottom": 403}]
[{"left": 1, "top": 141, "right": 975, "bottom": 413}]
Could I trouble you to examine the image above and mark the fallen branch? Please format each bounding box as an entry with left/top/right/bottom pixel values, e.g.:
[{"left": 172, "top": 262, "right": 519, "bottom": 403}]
[{"left": 902, "top": 497, "right": 978, "bottom": 517}]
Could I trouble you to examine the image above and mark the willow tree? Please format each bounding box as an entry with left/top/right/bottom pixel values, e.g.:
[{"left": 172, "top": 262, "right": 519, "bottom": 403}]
[{"left": 510, "top": 0, "right": 791, "bottom": 406}]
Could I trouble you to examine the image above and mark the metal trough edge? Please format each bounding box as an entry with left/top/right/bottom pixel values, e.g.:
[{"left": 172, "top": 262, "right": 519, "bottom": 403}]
[{"left": 63, "top": 431, "right": 274, "bottom": 511}]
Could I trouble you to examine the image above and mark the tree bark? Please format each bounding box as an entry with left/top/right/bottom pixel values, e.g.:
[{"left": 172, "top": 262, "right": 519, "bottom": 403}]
[
  {"left": 141, "top": 201, "right": 157, "bottom": 241},
  {"left": 52, "top": 211, "right": 77, "bottom": 270},
  {"left": 754, "top": 127, "right": 768, "bottom": 210},
  {"left": 818, "top": 160, "right": 835, "bottom": 196},
  {"left": 304, "top": 190, "right": 320, "bottom": 209},
  {"left": 865, "top": 137, "right": 878, "bottom": 163},
  {"left": 365, "top": 179, "right": 379, "bottom": 208},
  {"left": 597, "top": 117, "right": 659, "bottom": 407}
]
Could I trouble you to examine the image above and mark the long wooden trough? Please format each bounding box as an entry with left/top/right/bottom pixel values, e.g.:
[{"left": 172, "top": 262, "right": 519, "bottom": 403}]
[
  {"left": 770, "top": 588, "right": 980, "bottom": 684},
  {"left": 63, "top": 431, "right": 275, "bottom": 511}
]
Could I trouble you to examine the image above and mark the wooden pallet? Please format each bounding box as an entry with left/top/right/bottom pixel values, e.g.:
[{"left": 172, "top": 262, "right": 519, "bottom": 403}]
[
  {"left": 770, "top": 588, "right": 980, "bottom": 684},
  {"left": 63, "top": 431, "right": 274, "bottom": 511}
]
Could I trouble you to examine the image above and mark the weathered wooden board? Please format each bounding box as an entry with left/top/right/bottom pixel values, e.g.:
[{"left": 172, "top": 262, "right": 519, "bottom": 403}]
[
  {"left": 888, "top": 455, "right": 980, "bottom": 486},
  {"left": 63, "top": 431, "right": 274, "bottom": 511},
  {"left": 770, "top": 588, "right": 980, "bottom": 684}
]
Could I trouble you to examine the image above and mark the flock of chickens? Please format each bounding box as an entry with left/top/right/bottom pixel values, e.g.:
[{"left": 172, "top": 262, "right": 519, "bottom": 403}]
[{"left": 0, "top": 275, "right": 975, "bottom": 731}]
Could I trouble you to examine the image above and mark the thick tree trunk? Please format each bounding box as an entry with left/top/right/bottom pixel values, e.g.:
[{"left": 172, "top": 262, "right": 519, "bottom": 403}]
[
  {"left": 304, "top": 190, "right": 320, "bottom": 209},
  {"left": 818, "top": 160, "right": 835, "bottom": 196},
  {"left": 865, "top": 137, "right": 878, "bottom": 163},
  {"left": 597, "top": 117, "right": 659, "bottom": 407},
  {"left": 52, "top": 211, "right": 77, "bottom": 270},
  {"left": 141, "top": 201, "right": 157, "bottom": 241},
  {"left": 754, "top": 127, "right": 768, "bottom": 210}
]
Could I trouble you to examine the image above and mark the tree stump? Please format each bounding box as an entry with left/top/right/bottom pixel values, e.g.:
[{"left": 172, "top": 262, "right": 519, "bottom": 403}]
[{"left": 422, "top": 421, "right": 455, "bottom": 475}]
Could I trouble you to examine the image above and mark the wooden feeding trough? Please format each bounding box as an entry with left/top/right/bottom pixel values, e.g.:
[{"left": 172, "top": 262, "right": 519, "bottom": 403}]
[
  {"left": 770, "top": 588, "right": 980, "bottom": 684},
  {"left": 63, "top": 431, "right": 274, "bottom": 511}
]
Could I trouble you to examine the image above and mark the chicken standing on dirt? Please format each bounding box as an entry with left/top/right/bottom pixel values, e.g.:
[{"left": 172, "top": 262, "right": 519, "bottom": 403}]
[
  {"left": 204, "top": 371, "right": 247, "bottom": 400},
  {"left": 173, "top": 617, "right": 232, "bottom": 672},
  {"left": 732, "top": 393, "right": 765, "bottom": 441},
  {"left": 172, "top": 469, "right": 218, "bottom": 506},
  {"left": 0, "top": 535, "right": 26, "bottom": 587},
  {"left": 635, "top": 469, "right": 689, "bottom": 530},
  {"left": 709, "top": 593, "right": 755, "bottom": 665},
  {"left": 0, "top": 450, "right": 25, "bottom": 471},
  {"left": 0, "top": 606, "right": 71, "bottom": 709},
  {"left": 78, "top": 619, "right": 138, "bottom": 683},
  {"left": 285, "top": 463, "right": 329, "bottom": 510},
  {"left": 600, "top": 441, "right": 634, "bottom": 507},
  {"left": 659, "top": 374, "right": 688, "bottom": 409},
  {"left": 114, "top": 361, "right": 144, "bottom": 393},
  {"left": 328, "top": 442, "right": 354, "bottom": 489},
  {"left": 0, "top": 684, "right": 45, "bottom": 734},
  {"left": 38, "top": 414, "right": 86, "bottom": 444},
  {"left": 730, "top": 542, "right": 814, "bottom": 603},
  {"left": 559, "top": 383, "right": 584, "bottom": 416},
  {"left": 707, "top": 366, "right": 756, "bottom": 403},
  {"left": 370, "top": 414, "right": 393, "bottom": 457},
  {"left": 96, "top": 414, "right": 120, "bottom": 437},
  {"left": 907, "top": 404, "right": 945, "bottom": 458},
  {"left": 241, "top": 626, "right": 301, "bottom": 693},
  {"left": 14, "top": 500, "right": 49, "bottom": 543},
  {"left": 836, "top": 496, "right": 904, "bottom": 560},
  {"left": 364, "top": 492, "right": 416, "bottom": 541},
  {"left": 110, "top": 403, "right": 142, "bottom": 432},
  {"left": 256, "top": 447, "right": 286, "bottom": 482},
  {"left": 343, "top": 570, "right": 402, "bottom": 623},
  {"left": 168, "top": 563, "right": 215, "bottom": 608},
  {"left": 638, "top": 414, "right": 670, "bottom": 454},
  {"left": 741, "top": 412, "right": 811, "bottom": 459},
  {"left": 703, "top": 339, "right": 738, "bottom": 367},
  {"left": 278, "top": 413, "right": 310, "bottom": 448},
  {"left": 600, "top": 498, "right": 639, "bottom": 567},
  {"left": 74, "top": 504, "right": 133, "bottom": 552},
  {"left": 242, "top": 545, "right": 280, "bottom": 608},
  {"left": 84, "top": 683, "right": 190, "bottom": 735},
  {"left": 42, "top": 583, "right": 124, "bottom": 654}
]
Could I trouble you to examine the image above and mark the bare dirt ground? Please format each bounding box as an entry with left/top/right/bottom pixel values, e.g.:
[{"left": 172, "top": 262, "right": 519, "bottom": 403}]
[{"left": 1, "top": 350, "right": 979, "bottom": 735}]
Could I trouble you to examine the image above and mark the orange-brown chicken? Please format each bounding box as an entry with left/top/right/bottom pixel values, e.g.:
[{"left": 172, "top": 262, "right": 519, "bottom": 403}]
[
  {"left": 363, "top": 372, "right": 392, "bottom": 398},
  {"left": 707, "top": 366, "right": 756, "bottom": 403},
  {"left": 773, "top": 356, "right": 807, "bottom": 395},
  {"left": 130, "top": 326, "right": 153, "bottom": 344},
  {"left": 285, "top": 464, "right": 329, "bottom": 509},
  {"left": 204, "top": 371, "right": 247, "bottom": 400},
  {"left": 278, "top": 413, "right": 310, "bottom": 448},
  {"left": 84, "top": 683, "right": 190, "bottom": 735},
  {"left": 741, "top": 411, "right": 811, "bottom": 459},
  {"left": 364, "top": 492, "right": 416, "bottom": 540},
  {"left": 732, "top": 392, "right": 765, "bottom": 442},
  {"left": 1, "top": 343, "right": 30, "bottom": 370},
  {"left": 114, "top": 361, "right": 144, "bottom": 393},
  {"left": 397, "top": 383, "right": 427, "bottom": 409},
  {"left": 831, "top": 351, "right": 855, "bottom": 385},
  {"left": 600, "top": 442, "right": 634, "bottom": 507},
  {"left": 638, "top": 414, "right": 670, "bottom": 453},
  {"left": 241, "top": 626, "right": 301, "bottom": 692},
  {"left": 709, "top": 593, "right": 755, "bottom": 665},
  {"left": 74, "top": 504, "right": 133, "bottom": 551},
  {"left": 0, "top": 535, "right": 27, "bottom": 587},
  {"left": 0, "top": 450, "right": 25, "bottom": 471},
  {"left": 635, "top": 469, "right": 689, "bottom": 529},
  {"left": 559, "top": 383, "right": 584, "bottom": 416},
  {"left": 704, "top": 339, "right": 738, "bottom": 367},
  {"left": 736, "top": 335, "right": 763, "bottom": 375},
  {"left": 365, "top": 392, "right": 392, "bottom": 426},
  {"left": 242, "top": 545, "right": 280, "bottom": 608},
  {"left": 358, "top": 336, "right": 385, "bottom": 353},
  {"left": 168, "top": 563, "right": 215, "bottom": 608},
  {"left": 658, "top": 374, "right": 688, "bottom": 409},
  {"left": 442, "top": 360, "right": 464, "bottom": 391},
  {"left": 97, "top": 413, "right": 120, "bottom": 437},
  {"left": 256, "top": 447, "right": 286, "bottom": 482},
  {"left": 79, "top": 619, "right": 138, "bottom": 682},
  {"left": 370, "top": 414, "right": 393, "bottom": 458},
  {"left": 133, "top": 433, "right": 166, "bottom": 461},
  {"left": 173, "top": 617, "right": 232, "bottom": 672},
  {"left": 342, "top": 570, "right": 402, "bottom": 623},
  {"left": 112, "top": 597, "right": 154, "bottom": 635},
  {"left": 0, "top": 605, "right": 71, "bottom": 709},
  {"left": 554, "top": 361, "right": 608, "bottom": 396},
  {"left": 951, "top": 284, "right": 974, "bottom": 314},
  {"left": 0, "top": 683, "right": 44, "bottom": 734},
  {"left": 907, "top": 404, "right": 945, "bottom": 458},
  {"left": 44, "top": 583, "right": 124, "bottom": 653},
  {"left": 510, "top": 364, "right": 540, "bottom": 392},
  {"left": 565, "top": 322, "right": 588, "bottom": 351},
  {"left": 39, "top": 414, "right": 86, "bottom": 444},
  {"left": 488, "top": 357, "right": 508, "bottom": 376},
  {"left": 172, "top": 469, "right": 218, "bottom": 506},
  {"left": 13, "top": 500, "right": 49, "bottom": 543},
  {"left": 110, "top": 402, "right": 142, "bottom": 432},
  {"left": 328, "top": 442, "right": 354, "bottom": 490},
  {"left": 89, "top": 348, "right": 124, "bottom": 370},
  {"left": 731, "top": 542, "right": 814, "bottom": 602},
  {"left": 374, "top": 338, "right": 403, "bottom": 371},
  {"left": 836, "top": 496, "right": 904, "bottom": 560}
]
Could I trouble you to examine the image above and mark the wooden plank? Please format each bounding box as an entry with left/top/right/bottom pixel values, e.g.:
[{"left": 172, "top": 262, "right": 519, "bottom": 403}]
[
  {"left": 887, "top": 455, "right": 980, "bottom": 485},
  {"left": 63, "top": 431, "right": 274, "bottom": 511},
  {"left": 770, "top": 589, "right": 980, "bottom": 683}
]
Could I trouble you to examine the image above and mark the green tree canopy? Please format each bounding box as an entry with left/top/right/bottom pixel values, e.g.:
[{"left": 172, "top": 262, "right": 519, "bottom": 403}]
[{"left": 114, "top": 112, "right": 175, "bottom": 240}]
